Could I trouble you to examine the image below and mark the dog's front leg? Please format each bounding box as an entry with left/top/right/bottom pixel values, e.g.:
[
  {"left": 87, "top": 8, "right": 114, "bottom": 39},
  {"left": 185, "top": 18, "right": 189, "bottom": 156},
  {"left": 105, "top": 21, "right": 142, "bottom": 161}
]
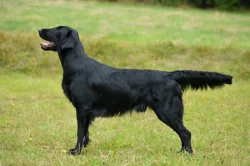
[{"left": 68, "top": 107, "right": 91, "bottom": 155}]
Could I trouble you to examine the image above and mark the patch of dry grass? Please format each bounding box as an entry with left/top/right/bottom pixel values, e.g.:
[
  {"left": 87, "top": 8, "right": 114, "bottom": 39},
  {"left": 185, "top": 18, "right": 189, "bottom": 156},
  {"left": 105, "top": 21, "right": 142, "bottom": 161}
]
[{"left": 1, "top": 31, "right": 249, "bottom": 80}]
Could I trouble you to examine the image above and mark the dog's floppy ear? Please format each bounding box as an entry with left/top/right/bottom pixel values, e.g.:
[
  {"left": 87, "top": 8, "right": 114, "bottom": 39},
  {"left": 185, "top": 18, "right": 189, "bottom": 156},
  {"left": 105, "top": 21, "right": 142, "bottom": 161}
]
[{"left": 60, "top": 30, "right": 77, "bottom": 51}]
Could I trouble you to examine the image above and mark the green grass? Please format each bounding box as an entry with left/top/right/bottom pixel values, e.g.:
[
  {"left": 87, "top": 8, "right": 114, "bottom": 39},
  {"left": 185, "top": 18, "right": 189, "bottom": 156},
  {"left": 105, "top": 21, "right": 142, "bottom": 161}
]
[
  {"left": 1, "top": 74, "right": 249, "bottom": 165},
  {"left": 1, "top": 0, "right": 250, "bottom": 48},
  {"left": 0, "top": 0, "right": 250, "bottom": 165}
]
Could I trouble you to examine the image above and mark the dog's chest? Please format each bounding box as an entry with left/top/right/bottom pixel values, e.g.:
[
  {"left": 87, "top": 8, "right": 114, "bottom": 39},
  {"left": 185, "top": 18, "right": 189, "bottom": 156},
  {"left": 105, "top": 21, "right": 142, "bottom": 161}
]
[{"left": 61, "top": 80, "right": 72, "bottom": 102}]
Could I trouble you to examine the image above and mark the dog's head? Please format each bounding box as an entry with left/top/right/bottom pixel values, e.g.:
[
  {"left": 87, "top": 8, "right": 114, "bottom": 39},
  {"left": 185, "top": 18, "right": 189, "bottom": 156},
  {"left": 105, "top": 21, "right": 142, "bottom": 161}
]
[{"left": 38, "top": 26, "right": 79, "bottom": 52}]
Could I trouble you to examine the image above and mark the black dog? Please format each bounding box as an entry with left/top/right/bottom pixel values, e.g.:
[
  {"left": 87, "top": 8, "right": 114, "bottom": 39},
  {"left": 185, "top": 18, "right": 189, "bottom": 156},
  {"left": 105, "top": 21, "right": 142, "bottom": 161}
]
[{"left": 38, "top": 26, "right": 232, "bottom": 155}]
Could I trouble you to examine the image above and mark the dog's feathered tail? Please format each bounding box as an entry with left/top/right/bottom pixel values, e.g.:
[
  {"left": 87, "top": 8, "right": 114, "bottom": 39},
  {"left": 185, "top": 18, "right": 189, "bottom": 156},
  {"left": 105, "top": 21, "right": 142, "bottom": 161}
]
[{"left": 168, "top": 70, "right": 232, "bottom": 91}]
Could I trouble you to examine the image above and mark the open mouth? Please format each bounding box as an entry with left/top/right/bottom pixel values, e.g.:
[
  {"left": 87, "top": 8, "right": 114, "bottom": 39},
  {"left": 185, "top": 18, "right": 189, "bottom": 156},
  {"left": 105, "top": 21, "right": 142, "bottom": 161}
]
[{"left": 40, "top": 41, "right": 56, "bottom": 50}]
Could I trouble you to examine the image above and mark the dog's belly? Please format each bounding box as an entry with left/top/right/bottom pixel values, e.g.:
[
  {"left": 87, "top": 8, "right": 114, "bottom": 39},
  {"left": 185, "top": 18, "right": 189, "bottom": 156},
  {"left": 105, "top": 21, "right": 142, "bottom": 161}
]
[{"left": 92, "top": 102, "right": 147, "bottom": 117}]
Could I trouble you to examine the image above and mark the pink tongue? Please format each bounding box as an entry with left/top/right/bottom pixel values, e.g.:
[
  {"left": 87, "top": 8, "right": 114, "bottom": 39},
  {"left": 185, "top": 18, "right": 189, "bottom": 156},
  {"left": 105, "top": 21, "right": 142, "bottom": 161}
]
[{"left": 40, "top": 42, "right": 50, "bottom": 46}]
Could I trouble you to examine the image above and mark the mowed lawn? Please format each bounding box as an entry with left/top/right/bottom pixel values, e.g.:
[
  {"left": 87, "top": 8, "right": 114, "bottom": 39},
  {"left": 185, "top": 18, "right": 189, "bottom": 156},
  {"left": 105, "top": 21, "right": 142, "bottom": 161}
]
[
  {"left": 1, "top": 0, "right": 250, "bottom": 48},
  {"left": 0, "top": 0, "right": 250, "bottom": 165}
]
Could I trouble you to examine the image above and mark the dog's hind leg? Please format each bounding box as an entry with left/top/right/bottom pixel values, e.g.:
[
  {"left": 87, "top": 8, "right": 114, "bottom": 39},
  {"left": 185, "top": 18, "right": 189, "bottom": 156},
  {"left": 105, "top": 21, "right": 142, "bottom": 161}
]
[
  {"left": 153, "top": 83, "right": 193, "bottom": 154},
  {"left": 68, "top": 106, "right": 94, "bottom": 155}
]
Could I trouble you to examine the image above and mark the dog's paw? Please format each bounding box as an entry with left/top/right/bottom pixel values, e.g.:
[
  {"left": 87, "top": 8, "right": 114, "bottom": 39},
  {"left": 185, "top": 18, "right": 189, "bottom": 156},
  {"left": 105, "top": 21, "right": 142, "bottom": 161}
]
[
  {"left": 68, "top": 148, "right": 81, "bottom": 155},
  {"left": 180, "top": 147, "right": 193, "bottom": 154}
]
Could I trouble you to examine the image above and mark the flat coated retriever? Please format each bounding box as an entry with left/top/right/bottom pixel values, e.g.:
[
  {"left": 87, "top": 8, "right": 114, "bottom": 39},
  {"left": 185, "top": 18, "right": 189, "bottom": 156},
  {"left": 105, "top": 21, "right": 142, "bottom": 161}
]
[{"left": 38, "top": 26, "right": 232, "bottom": 155}]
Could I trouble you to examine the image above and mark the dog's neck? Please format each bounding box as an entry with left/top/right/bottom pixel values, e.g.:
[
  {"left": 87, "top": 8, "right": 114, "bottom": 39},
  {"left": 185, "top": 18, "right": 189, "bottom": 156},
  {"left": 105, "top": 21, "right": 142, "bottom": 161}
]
[{"left": 58, "top": 44, "right": 90, "bottom": 78}]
